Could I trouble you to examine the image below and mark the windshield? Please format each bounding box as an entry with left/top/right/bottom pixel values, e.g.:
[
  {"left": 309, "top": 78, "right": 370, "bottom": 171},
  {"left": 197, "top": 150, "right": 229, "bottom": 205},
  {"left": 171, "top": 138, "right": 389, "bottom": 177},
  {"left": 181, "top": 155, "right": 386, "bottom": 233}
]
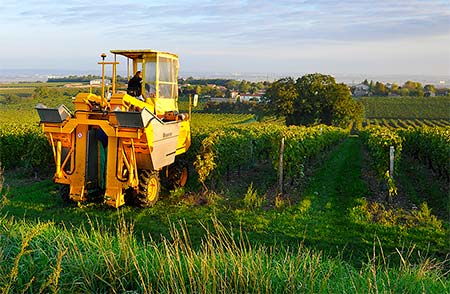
[
  {"left": 158, "top": 57, "right": 178, "bottom": 99},
  {"left": 144, "top": 60, "right": 156, "bottom": 97}
]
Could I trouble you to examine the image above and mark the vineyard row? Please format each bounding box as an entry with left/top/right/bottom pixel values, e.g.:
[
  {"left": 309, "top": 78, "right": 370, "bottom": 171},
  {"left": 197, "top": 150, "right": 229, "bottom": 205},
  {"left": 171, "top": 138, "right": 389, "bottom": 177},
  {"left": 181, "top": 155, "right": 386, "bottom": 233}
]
[
  {"left": 360, "top": 126, "right": 449, "bottom": 198},
  {"left": 0, "top": 124, "right": 448, "bottom": 191},
  {"left": 363, "top": 118, "right": 450, "bottom": 129},
  {"left": 192, "top": 124, "right": 348, "bottom": 188}
]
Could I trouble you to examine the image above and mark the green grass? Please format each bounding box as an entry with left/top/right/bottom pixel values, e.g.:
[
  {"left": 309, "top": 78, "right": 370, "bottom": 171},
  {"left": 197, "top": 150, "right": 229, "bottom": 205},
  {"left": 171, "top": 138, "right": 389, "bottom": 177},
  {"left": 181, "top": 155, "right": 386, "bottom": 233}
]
[
  {"left": 0, "top": 213, "right": 448, "bottom": 293},
  {"left": 2, "top": 137, "right": 448, "bottom": 260},
  {"left": 398, "top": 156, "right": 450, "bottom": 221},
  {"left": 0, "top": 136, "right": 449, "bottom": 292}
]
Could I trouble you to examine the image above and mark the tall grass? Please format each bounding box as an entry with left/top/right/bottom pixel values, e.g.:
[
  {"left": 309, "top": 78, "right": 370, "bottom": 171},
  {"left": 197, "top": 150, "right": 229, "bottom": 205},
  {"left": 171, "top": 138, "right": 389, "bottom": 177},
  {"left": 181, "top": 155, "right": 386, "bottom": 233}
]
[
  {"left": 0, "top": 164, "right": 8, "bottom": 210},
  {"left": 0, "top": 213, "right": 448, "bottom": 293}
]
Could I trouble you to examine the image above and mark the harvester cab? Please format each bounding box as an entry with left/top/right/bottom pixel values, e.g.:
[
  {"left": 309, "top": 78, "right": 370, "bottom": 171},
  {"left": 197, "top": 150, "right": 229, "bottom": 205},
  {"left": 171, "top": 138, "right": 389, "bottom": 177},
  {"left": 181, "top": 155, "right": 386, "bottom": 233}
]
[{"left": 36, "top": 49, "right": 191, "bottom": 207}]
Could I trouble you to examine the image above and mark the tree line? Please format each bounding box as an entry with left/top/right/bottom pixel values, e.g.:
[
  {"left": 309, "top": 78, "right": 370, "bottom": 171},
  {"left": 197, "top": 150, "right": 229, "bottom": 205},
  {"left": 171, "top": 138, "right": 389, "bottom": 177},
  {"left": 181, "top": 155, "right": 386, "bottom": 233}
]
[
  {"left": 47, "top": 74, "right": 448, "bottom": 99},
  {"left": 179, "top": 78, "right": 267, "bottom": 98},
  {"left": 353, "top": 79, "right": 449, "bottom": 97}
]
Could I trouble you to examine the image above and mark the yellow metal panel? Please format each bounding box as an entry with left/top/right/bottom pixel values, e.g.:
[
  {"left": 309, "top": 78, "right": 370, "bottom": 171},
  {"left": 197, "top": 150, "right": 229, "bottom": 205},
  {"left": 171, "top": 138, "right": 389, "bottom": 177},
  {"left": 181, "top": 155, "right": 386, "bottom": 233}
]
[
  {"left": 155, "top": 99, "right": 178, "bottom": 116},
  {"left": 70, "top": 124, "right": 88, "bottom": 202},
  {"left": 176, "top": 120, "right": 191, "bottom": 154},
  {"left": 104, "top": 136, "right": 125, "bottom": 207},
  {"left": 155, "top": 54, "right": 159, "bottom": 100}
]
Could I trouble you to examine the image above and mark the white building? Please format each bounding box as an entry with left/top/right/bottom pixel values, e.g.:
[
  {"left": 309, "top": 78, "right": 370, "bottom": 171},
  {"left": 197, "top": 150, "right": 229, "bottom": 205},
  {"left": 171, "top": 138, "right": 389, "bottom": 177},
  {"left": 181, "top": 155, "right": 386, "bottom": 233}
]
[{"left": 353, "top": 84, "right": 369, "bottom": 97}]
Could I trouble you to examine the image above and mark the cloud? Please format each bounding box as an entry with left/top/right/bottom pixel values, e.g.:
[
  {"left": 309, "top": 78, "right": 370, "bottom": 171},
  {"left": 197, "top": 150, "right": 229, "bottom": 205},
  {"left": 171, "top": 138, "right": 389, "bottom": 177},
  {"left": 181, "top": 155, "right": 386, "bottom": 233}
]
[
  {"left": 3, "top": 0, "right": 449, "bottom": 43},
  {"left": 0, "top": 0, "right": 448, "bottom": 75}
]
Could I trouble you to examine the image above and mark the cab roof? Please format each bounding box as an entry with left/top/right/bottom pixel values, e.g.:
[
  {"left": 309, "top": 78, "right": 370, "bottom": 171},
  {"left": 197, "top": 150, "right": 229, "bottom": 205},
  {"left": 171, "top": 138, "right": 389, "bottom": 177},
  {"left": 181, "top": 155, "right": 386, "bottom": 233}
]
[{"left": 110, "top": 49, "right": 178, "bottom": 60}]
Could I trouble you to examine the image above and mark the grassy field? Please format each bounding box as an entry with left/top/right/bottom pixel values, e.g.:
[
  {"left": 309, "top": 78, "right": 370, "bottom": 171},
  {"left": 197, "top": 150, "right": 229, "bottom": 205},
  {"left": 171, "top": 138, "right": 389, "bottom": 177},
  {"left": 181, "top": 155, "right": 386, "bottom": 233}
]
[
  {"left": 0, "top": 83, "right": 449, "bottom": 292},
  {"left": 1, "top": 135, "right": 449, "bottom": 292},
  {"left": 0, "top": 82, "right": 67, "bottom": 88}
]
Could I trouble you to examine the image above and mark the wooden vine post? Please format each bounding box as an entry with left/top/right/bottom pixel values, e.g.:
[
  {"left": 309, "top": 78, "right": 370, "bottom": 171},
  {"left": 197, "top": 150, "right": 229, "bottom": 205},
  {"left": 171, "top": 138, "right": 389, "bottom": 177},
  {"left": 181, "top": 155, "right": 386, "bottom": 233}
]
[
  {"left": 278, "top": 137, "right": 285, "bottom": 197},
  {"left": 389, "top": 146, "right": 394, "bottom": 178}
]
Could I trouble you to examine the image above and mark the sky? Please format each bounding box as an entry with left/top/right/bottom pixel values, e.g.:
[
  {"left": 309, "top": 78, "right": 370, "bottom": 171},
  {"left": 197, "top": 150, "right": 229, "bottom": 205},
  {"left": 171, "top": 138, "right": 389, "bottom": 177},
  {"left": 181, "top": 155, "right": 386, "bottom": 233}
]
[{"left": 0, "top": 0, "right": 449, "bottom": 78}]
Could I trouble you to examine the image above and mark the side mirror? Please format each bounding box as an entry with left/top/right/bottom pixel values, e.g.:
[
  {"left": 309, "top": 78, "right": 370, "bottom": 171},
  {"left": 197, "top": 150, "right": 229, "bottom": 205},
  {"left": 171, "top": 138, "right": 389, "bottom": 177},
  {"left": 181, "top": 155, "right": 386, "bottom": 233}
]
[{"left": 193, "top": 94, "right": 198, "bottom": 107}]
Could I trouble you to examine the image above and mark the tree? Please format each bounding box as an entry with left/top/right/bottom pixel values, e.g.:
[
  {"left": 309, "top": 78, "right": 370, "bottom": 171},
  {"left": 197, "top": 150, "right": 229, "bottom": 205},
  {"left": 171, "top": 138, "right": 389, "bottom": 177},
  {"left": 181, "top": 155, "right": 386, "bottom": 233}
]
[
  {"left": 181, "top": 84, "right": 195, "bottom": 95},
  {"left": 256, "top": 82, "right": 264, "bottom": 89},
  {"left": 403, "top": 81, "right": 420, "bottom": 90},
  {"left": 424, "top": 84, "right": 436, "bottom": 93},
  {"left": 264, "top": 74, "right": 363, "bottom": 127},
  {"left": 400, "top": 88, "right": 410, "bottom": 96},
  {"left": 3, "top": 94, "right": 20, "bottom": 104},
  {"left": 390, "top": 83, "right": 399, "bottom": 95},
  {"left": 403, "top": 81, "right": 423, "bottom": 96},
  {"left": 416, "top": 88, "right": 424, "bottom": 97},
  {"left": 225, "top": 80, "right": 239, "bottom": 90},
  {"left": 262, "top": 77, "right": 298, "bottom": 117},
  {"left": 33, "top": 86, "right": 50, "bottom": 99},
  {"left": 210, "top": 87, "right": 224, "bottom": 97},
  {"left": 238, "top": 80, "right": 251, "bottom": 93},
  {"left": 368, "top": 80, "right": 374, "bottom": 94},
  {"left": 326, "top": 82, "right": 363, "bottom": 127},
  {"left": 292, "top": 74, "right": 337, "bottom": 125},
  {"left": 373, "top": 81, "right": 387, "bottom": 96}
]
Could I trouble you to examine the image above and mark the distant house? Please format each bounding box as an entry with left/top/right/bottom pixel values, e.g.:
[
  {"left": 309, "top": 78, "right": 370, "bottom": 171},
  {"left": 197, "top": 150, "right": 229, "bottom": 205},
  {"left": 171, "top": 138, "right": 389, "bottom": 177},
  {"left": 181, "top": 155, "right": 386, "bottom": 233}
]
[
  {"left": 208, "top": 89, "right": 265, "bottom": 103},
  {"left": 240, "top": 93, "right": 262, "bottom": 102},
  {"left": 230, "top": 91, "right": 240, "bottom": 100},
  {"left": 240, "top": 90, "right": 265, "bottom": 102},
  {"left": 210, "top": 97, "right": 236, "bottom": 103},
  {"left": 207, "top": 84, "right": 227, "bottom": 91},
  {"left": 353, "top": 84, "right": 369, "bottom": 97},
  {"left": 424, "top": 91, "right": 436, "bottom": 97}
]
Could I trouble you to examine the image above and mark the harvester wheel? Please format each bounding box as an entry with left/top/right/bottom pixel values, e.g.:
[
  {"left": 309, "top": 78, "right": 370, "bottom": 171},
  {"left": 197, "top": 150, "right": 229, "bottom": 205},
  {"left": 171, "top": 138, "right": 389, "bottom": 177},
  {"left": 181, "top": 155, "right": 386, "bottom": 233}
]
[
  {"left": 167, "top": 161, "right": 189, "bottom": 188},
  {"left": 135, "top": 170, "right": 160, "bottom": 207}
]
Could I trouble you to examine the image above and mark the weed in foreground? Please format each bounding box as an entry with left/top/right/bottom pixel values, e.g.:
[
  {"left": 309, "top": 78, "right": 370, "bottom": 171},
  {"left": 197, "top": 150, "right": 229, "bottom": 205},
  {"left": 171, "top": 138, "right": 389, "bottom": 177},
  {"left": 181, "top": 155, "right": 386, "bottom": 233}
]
[
  {"left": 243, "top": 182, "right": 265, "bottom": 209},
  {"left": 0, "top": 215, "right": 448, "bottom": 293}
]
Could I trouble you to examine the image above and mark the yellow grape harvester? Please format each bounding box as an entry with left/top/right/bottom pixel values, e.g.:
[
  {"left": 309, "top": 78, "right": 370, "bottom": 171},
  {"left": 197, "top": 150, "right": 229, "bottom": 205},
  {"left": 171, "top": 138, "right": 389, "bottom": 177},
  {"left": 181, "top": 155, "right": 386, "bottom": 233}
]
[{"left": 36, "top": 49, "right": 191, "bottom": 207}]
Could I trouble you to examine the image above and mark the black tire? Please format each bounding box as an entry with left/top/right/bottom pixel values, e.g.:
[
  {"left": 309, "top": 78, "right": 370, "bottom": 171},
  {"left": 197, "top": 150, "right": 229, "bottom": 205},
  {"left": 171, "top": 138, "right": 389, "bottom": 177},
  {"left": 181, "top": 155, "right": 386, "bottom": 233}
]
[
  {"left": 124, "top": 187, "right": 135, "bottom": 206},
  {"left": 166, "top": 161, "right": 189, "bottom": 189},
  {"left": 134, "top": 170, "right": 161, "bottom": 207}
]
